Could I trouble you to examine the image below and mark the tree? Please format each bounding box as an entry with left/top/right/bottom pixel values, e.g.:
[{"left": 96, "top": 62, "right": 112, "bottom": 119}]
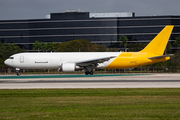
[
  {"left": 119, "top": 35, "right": 128, "bottom": 52},
  {"left": 128, "top": 43, "right": 148, "bottom": 52},
  {"left": 0, "top": 43, "right": 24, "bottom": 68},
  {"left": 55, "top": 39, "right": 89, "bottom": 52},
  {"left": 106, "top": 48, "right": 119, "bottom": 52},
  {"left": 37, "top": 42, "right": 57, "bottom": 52},
  {"left": 33, "top": 41, "right": 43, "bottom": 52},
  {"left": 55, "top": 39, "right": 106, "bottom": 52},
  {"left": 173, "top": 36, "right": 180, "bottom": 47},
  {"left": 49, "top": 42, "right": 57, "bottom": 52},
  {"left": 41, "top": 43, "right": 49, "bottom": 52},
  {"left": 165, "top": 42, "right": 172, "bottom": 54},
  {"left": 91, "top": 43, "right": 106, "bottom": 52},
  {"left": 167, "top": 50, "right": 180, "bottom": 66}
]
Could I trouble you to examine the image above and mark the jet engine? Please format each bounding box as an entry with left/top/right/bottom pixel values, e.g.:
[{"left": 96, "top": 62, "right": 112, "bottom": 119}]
[{"left": 61, "top": 63, "right": 76, "bottom": 72}]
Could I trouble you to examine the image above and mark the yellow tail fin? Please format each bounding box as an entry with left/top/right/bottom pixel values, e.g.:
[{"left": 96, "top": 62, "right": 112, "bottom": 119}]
[{"left": 140, "top": 25, "right": 174, "bottom": 55}]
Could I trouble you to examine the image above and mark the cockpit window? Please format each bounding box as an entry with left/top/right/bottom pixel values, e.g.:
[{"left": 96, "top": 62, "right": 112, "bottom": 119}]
[{"left": 9, "top": 57, "right": 14, "bottom": 59}]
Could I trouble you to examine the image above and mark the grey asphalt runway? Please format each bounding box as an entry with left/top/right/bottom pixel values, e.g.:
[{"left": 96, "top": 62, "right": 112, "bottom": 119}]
[{"left": 0, "top": 73, "right": 180, "bottom": 89}]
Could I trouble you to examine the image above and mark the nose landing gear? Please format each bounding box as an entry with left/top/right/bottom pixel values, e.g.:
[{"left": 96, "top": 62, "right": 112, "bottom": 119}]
[{"left": 16, "top": 68, "right": 21, "bottom": 76}]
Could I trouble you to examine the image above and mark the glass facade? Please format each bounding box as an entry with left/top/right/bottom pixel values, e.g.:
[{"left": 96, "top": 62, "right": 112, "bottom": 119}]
[{"left": 0, "top": 12, "right": 180, "bottom": 50}]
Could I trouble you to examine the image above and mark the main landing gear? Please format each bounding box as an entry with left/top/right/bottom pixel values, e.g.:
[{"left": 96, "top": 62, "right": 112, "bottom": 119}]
[{"left": 85, "top": 66, "right": 94, "bottom": 75}]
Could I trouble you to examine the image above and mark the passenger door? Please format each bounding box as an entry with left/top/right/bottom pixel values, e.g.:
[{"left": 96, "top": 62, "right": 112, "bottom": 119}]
[{"left": 20, "top": 56, "right": 24, "bottom": 63}]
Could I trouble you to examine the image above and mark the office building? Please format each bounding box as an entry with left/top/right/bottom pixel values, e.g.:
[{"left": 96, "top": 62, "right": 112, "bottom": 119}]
[{"left": 0, "top": 10, "right": 180, "bottom": 50}]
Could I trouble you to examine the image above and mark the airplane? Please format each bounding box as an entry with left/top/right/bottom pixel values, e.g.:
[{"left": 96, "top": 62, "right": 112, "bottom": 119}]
[{"left": 4, "top": 25, "right": 174, "bottom": 76}]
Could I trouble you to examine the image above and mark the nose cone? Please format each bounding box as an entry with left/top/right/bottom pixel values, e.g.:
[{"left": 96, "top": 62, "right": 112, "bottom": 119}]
[
  {"left": 4, "top": 59, "right": 10, "bottom": 66},
  {"left": 4, "top": 59, "right": 8, "bottom": 65}
]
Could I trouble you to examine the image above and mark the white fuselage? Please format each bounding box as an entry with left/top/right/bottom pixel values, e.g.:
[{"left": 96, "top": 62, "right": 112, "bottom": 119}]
[{"left": 4, "top": 52, "right": 121, "bottom": 69}]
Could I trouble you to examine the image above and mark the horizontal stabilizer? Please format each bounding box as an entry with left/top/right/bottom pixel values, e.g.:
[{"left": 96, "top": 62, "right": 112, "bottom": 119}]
[{"left": 148, "top": 54, "right": 173, "bottom": 59}]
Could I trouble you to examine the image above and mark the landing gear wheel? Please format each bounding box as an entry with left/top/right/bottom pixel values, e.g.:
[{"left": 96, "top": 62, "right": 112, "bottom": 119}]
[
  {"left": 16, "top": 71, "right": 21, "bottom": 76},
  {"left": 85, "top": 71, "right": 89, "bottom": 75},
  {"left": 90, "top": 71, "right": 93, "bottom": 75},
  {"left": 85, "top": 71, "right": 93, "bottom": 75}
]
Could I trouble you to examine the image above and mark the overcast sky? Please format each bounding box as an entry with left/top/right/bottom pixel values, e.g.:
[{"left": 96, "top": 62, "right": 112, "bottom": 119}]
[{"left": 0, "top": 0, "right": 179, "bottom": 20}]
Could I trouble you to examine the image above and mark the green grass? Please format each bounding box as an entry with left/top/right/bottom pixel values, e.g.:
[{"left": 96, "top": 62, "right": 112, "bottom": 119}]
[{"left": 0, "top": 88, "right": 180, "bottom": 120}]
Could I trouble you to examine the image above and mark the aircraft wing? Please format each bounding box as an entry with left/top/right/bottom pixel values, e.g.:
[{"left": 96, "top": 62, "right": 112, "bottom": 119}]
[
  {"left": 76, "top": 56, "right": 117, "bottom": 67},
  {"left": 148, "top": 54, "right": 173, "bottom": 59}
]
